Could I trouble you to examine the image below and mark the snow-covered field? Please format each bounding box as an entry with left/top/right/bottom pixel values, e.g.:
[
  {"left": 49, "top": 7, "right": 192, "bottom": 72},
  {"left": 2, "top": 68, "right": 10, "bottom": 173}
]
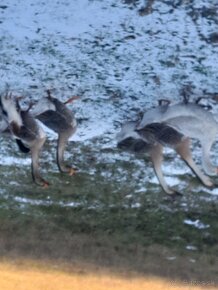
[
  {"left": 0, "top": 0, "right": 218, "bottom": 194},
  {"left": 1, "top": 0, "right": 218, "bottom": 139},
  {"left": 1, "top": 3, "right": 218, "bottom": 278}
]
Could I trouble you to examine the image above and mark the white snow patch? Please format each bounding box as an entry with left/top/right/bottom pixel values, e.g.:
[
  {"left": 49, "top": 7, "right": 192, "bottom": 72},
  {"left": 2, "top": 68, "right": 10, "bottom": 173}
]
[
  {"left": 14, "top": 196, "right": 52, "bottom": 206},
  {"left": 186, "top": 245, "right": 198, "bottom": 251},
  {"left": 184, "top": 219, "right": 210, "bottom": 229},
  {"left": 0, "top": 156, "right": 31, "bottom": 166},
  {"left": 130, "top": 202, "right": 141, "bottom": 209},
  {"left": 150, "top": 175, "right": 181, "bottom": 187},
  {"left": 205, "top": 187, "right": 218, "bottom": 196},
  {"left": 14, "top": 196, "right": 84, "bottom": 208},
  {"left": 166, "top": 256, "right": 177, "bottom": 261},
  {"left": 163, "top": 163, "right": 190, "bottom": 176}
]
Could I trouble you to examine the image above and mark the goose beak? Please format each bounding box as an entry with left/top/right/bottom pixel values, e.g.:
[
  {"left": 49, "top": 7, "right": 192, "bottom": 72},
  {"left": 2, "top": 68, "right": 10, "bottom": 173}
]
[{"left": 64, "top": 96, "right": 80, "bottom": 104}]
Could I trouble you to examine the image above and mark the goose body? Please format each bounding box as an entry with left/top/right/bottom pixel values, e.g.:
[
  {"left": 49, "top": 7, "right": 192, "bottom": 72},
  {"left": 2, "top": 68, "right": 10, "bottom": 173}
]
[
  {"left": 117, "top": 101, "right": 217, "bottom": 195},
  {"left": 139, "top": 102, "right": 218, "bottom": 176},
  {"left": 0, "top": 93, "right": 48, "bottom": 186},
  {"left": 32, "top": 91, "right": 78, "bottom": 174},
  {"left": 138, "top": 103, "right": 216, "bottom": 129}
]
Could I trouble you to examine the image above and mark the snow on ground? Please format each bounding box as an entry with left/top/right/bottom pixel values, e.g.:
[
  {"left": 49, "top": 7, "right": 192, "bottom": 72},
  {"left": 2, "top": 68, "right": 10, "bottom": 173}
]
[
  {"left": 1, "top": 0, "right": 218, "bottom": 141},
  {"left": 0, "top": 0, "right": 218, "bottom": 193},
  {"left": 0, "top": 155, "right": 31, "bottom": 166},
  {"left": 184, "top": 218, "right": 210, "bottom": 229}
]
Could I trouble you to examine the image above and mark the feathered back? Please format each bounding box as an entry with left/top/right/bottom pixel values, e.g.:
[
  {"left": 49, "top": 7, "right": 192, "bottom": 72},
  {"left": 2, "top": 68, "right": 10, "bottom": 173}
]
[{"left": 138, "top": 102, "right": 217, "bottom": 131}]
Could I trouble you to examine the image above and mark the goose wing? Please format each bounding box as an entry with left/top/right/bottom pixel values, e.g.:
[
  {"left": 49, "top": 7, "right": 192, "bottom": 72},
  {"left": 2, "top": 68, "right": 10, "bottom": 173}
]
[
  {"left": 10, "top": 111, "right": 42, "bottom": 143},
  {"left": 136, "top": 122, "right": 184, "bottom": 147},
  {"left": 52, "top": 98, "right": 74, "bottom": 124},
  {"left": 36, "top": 110, "right": 72, "bottom": 132}
]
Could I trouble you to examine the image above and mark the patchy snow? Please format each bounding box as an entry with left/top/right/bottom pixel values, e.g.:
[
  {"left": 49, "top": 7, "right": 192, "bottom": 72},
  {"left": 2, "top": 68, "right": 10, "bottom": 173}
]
[
  {"left": 186, "top": 245, "right": 198, "bottom": 251},
  {"left": 162, "top": 162, "right": 190, "bottom": 176},
  {"left": 201, "top": 187, "right": 218, "bottom": 196},
  {"left": 0, "top": 0, "right": 218, "bottom": 196},
  {"left": 14, "top": 196, "right": 53, "bottom": 206},
  {"left": 14, "top": 196, "right": 85, "bottom": 208},
  {"left": 0, "top": 155, "right": 31, "bottom": 166},
  {"left": 1, "top": 0, "right": 218, "bottom": 141},
  {"left": 150, "top": 175, "right": 181, "bottom": 187},
  {"left": 166, "top": 256, "right": 177, "bottom": 261},
  {"left": 184, "top": 219, "right": 210, "bottom": 229}
]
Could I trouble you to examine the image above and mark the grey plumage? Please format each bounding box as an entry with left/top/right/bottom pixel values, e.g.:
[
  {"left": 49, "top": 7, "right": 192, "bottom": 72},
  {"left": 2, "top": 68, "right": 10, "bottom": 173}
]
[
  {"left": 0, "top": 93, "right": 48, "bottom": 186},
  {"left": 117, "top": 100, "right": 216, "bottom": 195},
  {"left": 32, "top": 91, "right": 78, "bottom": 174}
]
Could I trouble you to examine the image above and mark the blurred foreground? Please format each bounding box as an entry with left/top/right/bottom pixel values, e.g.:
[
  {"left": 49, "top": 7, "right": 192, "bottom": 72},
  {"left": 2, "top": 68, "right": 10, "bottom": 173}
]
[{"left": 0, "top": 259, "right": 217, "bottom": 290}]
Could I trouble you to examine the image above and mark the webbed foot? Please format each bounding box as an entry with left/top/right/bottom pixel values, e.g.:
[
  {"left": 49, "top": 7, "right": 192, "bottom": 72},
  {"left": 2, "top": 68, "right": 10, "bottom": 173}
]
[
  {"left": 41, "top": 180, "right": 50, "bottom": 188},
  {"left": 164, "top": 190, "right": 183, "bottom": 201},
  {"left": 68, "top": 167, "right": 77, "bottom": 176}
]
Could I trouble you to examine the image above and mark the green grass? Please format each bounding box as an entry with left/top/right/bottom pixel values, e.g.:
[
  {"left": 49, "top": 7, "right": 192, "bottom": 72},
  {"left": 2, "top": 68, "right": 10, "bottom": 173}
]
[{"left": 0, "top": 138, "right": 217, "bottom": 282}]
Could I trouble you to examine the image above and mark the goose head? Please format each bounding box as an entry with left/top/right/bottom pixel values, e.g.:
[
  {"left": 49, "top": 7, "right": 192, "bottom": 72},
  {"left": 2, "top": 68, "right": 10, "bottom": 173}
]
[{"left": 117, "top": 121, "right": 152, "bottom": 153}]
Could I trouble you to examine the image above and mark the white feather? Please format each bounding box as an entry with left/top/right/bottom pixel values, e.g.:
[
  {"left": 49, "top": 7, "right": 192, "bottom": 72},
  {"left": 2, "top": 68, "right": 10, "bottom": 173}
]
[{"left": 1, "top": 96, "right": 23, "bottom": 127}]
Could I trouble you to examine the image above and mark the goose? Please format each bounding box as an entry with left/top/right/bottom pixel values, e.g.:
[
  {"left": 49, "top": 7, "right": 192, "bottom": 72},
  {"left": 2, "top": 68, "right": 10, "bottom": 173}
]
[
  {"left": 117, "top": 100, "right": 217, "bottom": 195},
  {"left": 31, "top": 90, "right": 78, "bottom": 175},
  {"left": 0, "top": 93, "right": 48, "bottom": 187},
  {"left": 138, "top": 100, "right": 218, "bottom": 176}
]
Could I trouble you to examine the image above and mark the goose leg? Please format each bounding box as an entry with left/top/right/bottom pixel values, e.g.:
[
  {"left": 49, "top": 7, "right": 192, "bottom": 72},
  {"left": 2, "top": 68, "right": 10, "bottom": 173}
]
[
  {"left": 201, "top": 139, "right": 217, "bottom": 176},
  {"left": 150, "top": 143, "right": 178, "bottom": 195},
  {"left": 31, "top": 136, "right": 49, "bottom": 187},
  {"left": 57, "top": 131, "right": 76, "bottom": 175},
  {"left": 175, "top": 138, "right": 213, "bottom": 187}
]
